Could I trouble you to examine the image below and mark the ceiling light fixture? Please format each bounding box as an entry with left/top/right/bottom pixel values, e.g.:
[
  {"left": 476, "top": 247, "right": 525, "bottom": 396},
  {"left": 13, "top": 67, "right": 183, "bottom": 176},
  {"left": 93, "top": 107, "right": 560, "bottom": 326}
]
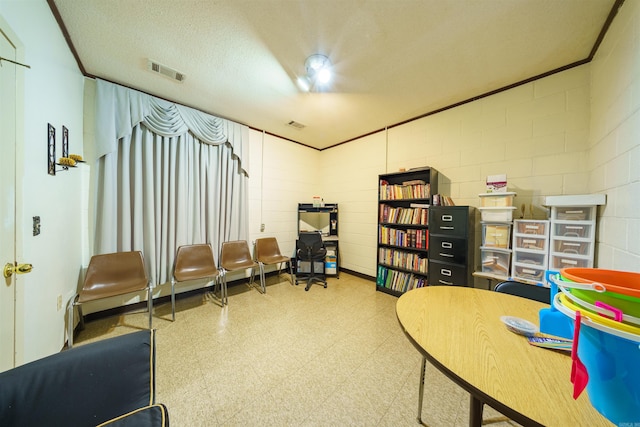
[{"left": 297, "top": 54, "right": 332, "bottom": 92}]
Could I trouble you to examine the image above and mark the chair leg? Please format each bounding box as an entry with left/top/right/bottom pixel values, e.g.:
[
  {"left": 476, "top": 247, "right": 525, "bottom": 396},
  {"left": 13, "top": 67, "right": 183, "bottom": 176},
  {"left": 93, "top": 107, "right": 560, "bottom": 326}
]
[
  {"left": 147, "top": 287, "right": 153, "bottom": 330},
  {"left": 67, "top": 297, "right": 77, "bottom": 348},
  {"left": 221, "top": 271, "right": 228, "bottom": 306},
  {"left": 171, "top": 278, "right": 176, "bottom": 322},
  {"left": 77, "top": 304, "right": 85, "bottom": 331},
  {"left": 287, "top": 261, "right": 294, "bottom": 285},
  {"left": 258, "top": 262, "right": 266, "bottom": 294}
]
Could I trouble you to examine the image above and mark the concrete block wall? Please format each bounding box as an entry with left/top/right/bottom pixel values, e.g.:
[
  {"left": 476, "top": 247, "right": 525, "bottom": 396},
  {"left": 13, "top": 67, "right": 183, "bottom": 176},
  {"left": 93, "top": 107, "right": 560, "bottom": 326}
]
[
  {"left": 247, "top": 130, "right": 319, "bottom": 274},
  {"left": 249, "top": 1, "right": 640, "bottom": 279},
  {"left": 306, "top": 65, "right": 591, "bottom": 278},
  {"left": 589, "top": 0, "right": 640, "bottom": 272}
]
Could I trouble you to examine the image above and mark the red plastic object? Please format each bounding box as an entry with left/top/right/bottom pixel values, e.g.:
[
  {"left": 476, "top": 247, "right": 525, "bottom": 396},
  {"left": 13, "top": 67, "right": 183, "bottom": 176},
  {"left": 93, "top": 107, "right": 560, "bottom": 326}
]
[{"left": 571, "top": 311, "right": 589, "bottom": 399}]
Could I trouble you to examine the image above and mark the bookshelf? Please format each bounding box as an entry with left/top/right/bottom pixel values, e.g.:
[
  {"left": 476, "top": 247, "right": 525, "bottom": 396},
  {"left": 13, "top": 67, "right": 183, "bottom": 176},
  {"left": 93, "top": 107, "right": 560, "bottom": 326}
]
[{"left": 376, "top": 167, "right": 438, "bottom": 296}]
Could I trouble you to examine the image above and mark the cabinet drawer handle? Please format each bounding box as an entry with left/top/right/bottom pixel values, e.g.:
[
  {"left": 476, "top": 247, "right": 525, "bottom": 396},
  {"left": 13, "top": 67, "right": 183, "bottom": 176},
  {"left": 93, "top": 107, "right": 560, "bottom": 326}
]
[
  {"left": 439, "top": 280, "right": 453, "bottom": 285},
  {"left": 440, "top": 253, "right": 454, "bottom": 258},
  {"left": 440, "top": 226, "right": 454, "bottom": 230},
  {"left": 440, "top": 268, "right": 452, "bottom": 276},
  {"left": 441, "top": 242, "right": 453, "bottom": 249},
  {"left": 441, "top": 215, "right": 453, "bottom": 222}
]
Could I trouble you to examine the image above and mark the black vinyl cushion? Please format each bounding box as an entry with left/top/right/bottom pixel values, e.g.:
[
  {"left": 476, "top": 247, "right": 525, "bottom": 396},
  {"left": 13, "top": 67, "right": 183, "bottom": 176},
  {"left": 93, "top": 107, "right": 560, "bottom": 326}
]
[
  {"left": 0, "top": 330, "right": 155, "bottom": 427},
  {"left": 494, "top": 280, "right": 551, "bottom": 304},
  {"left": 99, "top": 404, "right": 169, "bottom": 427},
  {"left": 296, "top": 232, "right": 327, "bottom": 261}
]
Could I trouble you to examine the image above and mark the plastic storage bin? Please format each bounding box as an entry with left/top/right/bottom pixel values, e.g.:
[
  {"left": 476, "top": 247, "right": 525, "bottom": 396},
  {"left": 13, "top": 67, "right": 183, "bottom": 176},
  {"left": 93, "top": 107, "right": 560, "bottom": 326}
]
[
  {"left": 513, "top": 250, "right": 546, "bottom": 267},
  {"left": 552, "top": 206, "right": 594, "bottom": 221},
  {"left": 478, "top": 207, "right": 517, "bottom": 222},
  {"left": 481, "top": 222, "right": 512, "bottom": 248},
  {"left": 553, "top": 240, "right": 590, "bottom": 255},
  {"left": 550, "top": 255, "right": 589, "bottom": 269},
  {"left": 553, "top": 223, "right": 592, "bottom": 238},
  {"left": 513, "top": 265, "right": 545, "bottom": 281},
  {"left": 478, "top": 192, "right": 516, "bottom": 207},
  {"left": 480, "top": 247, "right": 511, "bottom": 275},
  {"left": 515, "top": 220, "right": 548, "bottom": 236},
  {"left": 514, "top": 236, "right": 547, "bottom": 251}
]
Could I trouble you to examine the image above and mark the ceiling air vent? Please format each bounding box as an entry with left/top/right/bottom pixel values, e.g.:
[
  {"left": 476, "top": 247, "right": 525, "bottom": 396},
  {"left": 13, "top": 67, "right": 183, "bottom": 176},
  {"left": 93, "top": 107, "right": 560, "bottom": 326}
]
[
  {"left": 287, "top": 120, "right": 305, "bottom": 130},
  {"left": 147, "top": 60, "right": 186, "bottom": 82}
]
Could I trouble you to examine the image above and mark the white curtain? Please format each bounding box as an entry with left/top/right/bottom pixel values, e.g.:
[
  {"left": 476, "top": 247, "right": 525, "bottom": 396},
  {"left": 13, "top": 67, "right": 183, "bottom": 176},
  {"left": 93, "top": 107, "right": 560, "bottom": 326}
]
[{"left": 93, "top": 79, "right": 249, "bottom": 285}]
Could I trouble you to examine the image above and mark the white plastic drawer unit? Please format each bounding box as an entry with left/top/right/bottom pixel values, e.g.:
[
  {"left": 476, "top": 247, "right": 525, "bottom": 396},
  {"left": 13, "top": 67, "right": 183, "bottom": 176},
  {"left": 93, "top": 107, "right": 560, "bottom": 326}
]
[
  {"left": 553, "top": 223, "right": 592, "bottom": 238},
  {"left": 514, "top": 236, "right": 547, "bottom": 251},
  {"left": 513, "top": 264, "right": 545, "bottom": 281},
  {"left": 515, "top": 220, "right": 548, "bottom": 236},
  {"left": 552, "top": 206, "right": 596, "bottom": 221},
  {"left": 550, "top": 255, "right": 591, "bottom": 269},
  {"left": 553, "top": 239, "right": 591, "bottom": 255},
  {"left": 513, "top": 250, "right": 546, "bottom": 267}
]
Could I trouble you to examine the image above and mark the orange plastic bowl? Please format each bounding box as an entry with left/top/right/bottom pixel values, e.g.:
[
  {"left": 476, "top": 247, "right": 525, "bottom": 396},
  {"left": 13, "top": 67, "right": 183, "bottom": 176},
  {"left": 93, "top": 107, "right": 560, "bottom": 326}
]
[{"left": 561, "top": 268, "right": 640, "bottom": 299}]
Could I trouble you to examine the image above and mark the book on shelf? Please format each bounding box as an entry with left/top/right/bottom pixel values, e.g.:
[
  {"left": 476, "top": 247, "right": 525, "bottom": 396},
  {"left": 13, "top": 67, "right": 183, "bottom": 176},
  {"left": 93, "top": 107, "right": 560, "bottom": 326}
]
[
  {"left": 432, "top": 194, "right": 455, "bottom": 206},
  {"left": 379, "top": 182, "right": 431, "bottom": 200},
  {"left": 379, "top": 205, "right": 429, "bottom": 225},
  {"left": 378, "top": 226, "right": 429, "bottom": 250},
  {"left": 401, "top": 179, "right": 426, "bottom": 186},
  {"left": 376, "top": 265, "right": 428, "bottom": 292}
]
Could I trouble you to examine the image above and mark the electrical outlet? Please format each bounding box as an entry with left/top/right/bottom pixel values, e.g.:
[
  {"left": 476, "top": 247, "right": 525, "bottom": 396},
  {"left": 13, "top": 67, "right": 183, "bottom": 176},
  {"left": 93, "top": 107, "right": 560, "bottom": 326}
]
[
  {"left": 57, "top": 295, "right": 62, "bottom": 311},
  {"left": 260, "top": 223, "right": 265, "bottom": 232}
]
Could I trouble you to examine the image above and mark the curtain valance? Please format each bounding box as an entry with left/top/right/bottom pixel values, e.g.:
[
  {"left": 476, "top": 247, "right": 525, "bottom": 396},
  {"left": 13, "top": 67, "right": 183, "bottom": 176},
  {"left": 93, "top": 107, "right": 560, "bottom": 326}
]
[{"left": 95, "top": 79, "right": 249, "bottom": 175}]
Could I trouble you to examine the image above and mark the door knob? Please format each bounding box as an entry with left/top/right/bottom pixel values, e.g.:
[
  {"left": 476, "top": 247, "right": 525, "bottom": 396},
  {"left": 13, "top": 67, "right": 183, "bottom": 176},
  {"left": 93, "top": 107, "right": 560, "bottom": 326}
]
[{"left": 3, "top": 263, "right": 33, "bottom": 279}]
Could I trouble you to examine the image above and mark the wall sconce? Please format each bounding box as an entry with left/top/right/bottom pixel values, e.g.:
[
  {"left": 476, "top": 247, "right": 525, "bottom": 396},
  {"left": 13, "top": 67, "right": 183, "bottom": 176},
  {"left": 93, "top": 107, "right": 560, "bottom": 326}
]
[
  {"left": 297, "top": 54, "right": 333, "bottom": 92},
  {"left": 48, "top": 124, "right": 84, "bottom": 175}
]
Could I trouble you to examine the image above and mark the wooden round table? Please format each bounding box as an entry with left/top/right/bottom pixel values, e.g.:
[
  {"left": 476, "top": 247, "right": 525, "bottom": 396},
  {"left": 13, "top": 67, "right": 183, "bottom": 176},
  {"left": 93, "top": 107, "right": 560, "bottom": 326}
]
[{"left": 396, "top": 286, "right": 613, "bottom": 426}]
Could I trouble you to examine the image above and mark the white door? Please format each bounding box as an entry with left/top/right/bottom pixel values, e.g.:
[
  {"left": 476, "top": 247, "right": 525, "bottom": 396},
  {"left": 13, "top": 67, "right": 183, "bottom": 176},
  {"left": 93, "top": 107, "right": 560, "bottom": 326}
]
[{"left": 0, "top": 24, "right": 18, "bottom": 372}]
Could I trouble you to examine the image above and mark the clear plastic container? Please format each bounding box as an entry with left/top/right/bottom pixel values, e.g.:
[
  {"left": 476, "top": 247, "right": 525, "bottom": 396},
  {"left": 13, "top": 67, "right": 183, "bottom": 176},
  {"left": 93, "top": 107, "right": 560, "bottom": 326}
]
[
  {"left": 482, "top": 222, "right": 512, "bottom": 248},
  {"left": 480, "top": 247, "right": 511, "bottom": 275},
  {"left": 515, "top": 220, "right": 548, "bottom": 236},
  {"left": 478, "top": 192, "right": 516, "bottom": 207}
]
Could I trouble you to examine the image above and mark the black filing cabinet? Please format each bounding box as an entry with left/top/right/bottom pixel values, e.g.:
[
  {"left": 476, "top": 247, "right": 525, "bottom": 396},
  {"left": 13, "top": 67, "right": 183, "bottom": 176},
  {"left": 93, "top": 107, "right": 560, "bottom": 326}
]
[{"left": 428, "top": 206, "right": 475, "bottom": 286}]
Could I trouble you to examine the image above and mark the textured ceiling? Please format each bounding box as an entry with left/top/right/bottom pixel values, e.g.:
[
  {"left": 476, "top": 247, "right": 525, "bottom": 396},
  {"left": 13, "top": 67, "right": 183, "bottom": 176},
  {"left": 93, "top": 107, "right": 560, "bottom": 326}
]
[{"left": 51, "top": 0, "right": 619, "bottom": 149}]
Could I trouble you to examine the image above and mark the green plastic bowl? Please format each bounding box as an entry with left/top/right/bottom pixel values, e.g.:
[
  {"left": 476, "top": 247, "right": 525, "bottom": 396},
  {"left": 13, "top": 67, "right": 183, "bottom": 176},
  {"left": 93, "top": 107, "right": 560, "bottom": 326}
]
[{"left": 559, "top": 268, "right": 640, "bottom": 318}]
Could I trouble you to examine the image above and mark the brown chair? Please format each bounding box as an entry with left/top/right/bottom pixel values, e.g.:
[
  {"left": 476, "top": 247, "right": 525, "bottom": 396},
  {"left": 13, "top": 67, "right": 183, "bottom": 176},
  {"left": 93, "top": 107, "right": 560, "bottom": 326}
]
[
  {"left": 67, "top": 251, "right": 152, "bottom": 348},
  {"left": 171, "top": 243, "right": 222, "bottom": 320},
  {"left": 219, "top": 240, "right": 263, "bottom": 297},
  {"left": 254, "top": 237, "right": 294, "bottom": 289}
]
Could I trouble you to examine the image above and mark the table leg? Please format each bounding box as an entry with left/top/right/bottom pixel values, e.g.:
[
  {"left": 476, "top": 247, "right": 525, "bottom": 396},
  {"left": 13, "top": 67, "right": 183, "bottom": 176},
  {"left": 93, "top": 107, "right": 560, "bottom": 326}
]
[
  {"left": 469, "top": 395, "right": 484, "bottom": 427},
  {"left": 417, "top": 355, "right": 427, "bottom": 423}
]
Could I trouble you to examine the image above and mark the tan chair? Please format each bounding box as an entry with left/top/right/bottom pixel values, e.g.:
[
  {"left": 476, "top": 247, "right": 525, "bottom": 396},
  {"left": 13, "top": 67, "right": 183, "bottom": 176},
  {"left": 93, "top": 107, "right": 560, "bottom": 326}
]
[
  {"left": 67, "top": 251, "right": 152, "bottom": 348},
  {"left": 254, "top": 237, "right": 293, "bottom": 289},
  {"left": 219, "top": 240, "right": 263, "bottom": 297},
  {"left": 171, "top": 243, "right": 222, "bottom": 320}
]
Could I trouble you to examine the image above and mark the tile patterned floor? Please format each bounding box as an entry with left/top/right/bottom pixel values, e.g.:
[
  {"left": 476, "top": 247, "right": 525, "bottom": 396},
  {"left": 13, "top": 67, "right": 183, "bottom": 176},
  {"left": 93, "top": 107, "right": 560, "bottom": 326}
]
[{"left": 76, "top": 273, "right": 518, "bottom": 426}]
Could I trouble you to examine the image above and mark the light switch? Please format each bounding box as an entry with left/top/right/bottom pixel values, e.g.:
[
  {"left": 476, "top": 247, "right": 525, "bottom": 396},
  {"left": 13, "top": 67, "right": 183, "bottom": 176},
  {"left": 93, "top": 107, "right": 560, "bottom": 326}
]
[{"left": 33, "top": 216, "right": 40, "bottom": 236}]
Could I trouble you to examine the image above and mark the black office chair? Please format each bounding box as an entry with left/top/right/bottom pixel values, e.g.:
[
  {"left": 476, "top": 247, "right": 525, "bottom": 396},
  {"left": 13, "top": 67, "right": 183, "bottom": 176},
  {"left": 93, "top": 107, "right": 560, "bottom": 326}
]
[
  {"left": 494, "top": 280, "right": 551, "bottom": 304},
  {"left": 295, "top": 232, "right": 327, "bottom": 291}
]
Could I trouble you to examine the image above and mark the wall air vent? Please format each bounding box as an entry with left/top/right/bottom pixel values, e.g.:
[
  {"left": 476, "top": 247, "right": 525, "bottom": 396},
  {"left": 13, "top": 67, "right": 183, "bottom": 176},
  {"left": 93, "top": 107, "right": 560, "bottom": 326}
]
[
  {"left": 287, "top": 120, "right": 306, "bottom": 129},
  {"left": 147, "top": 59, "right": 186, "bottom": 82}
]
